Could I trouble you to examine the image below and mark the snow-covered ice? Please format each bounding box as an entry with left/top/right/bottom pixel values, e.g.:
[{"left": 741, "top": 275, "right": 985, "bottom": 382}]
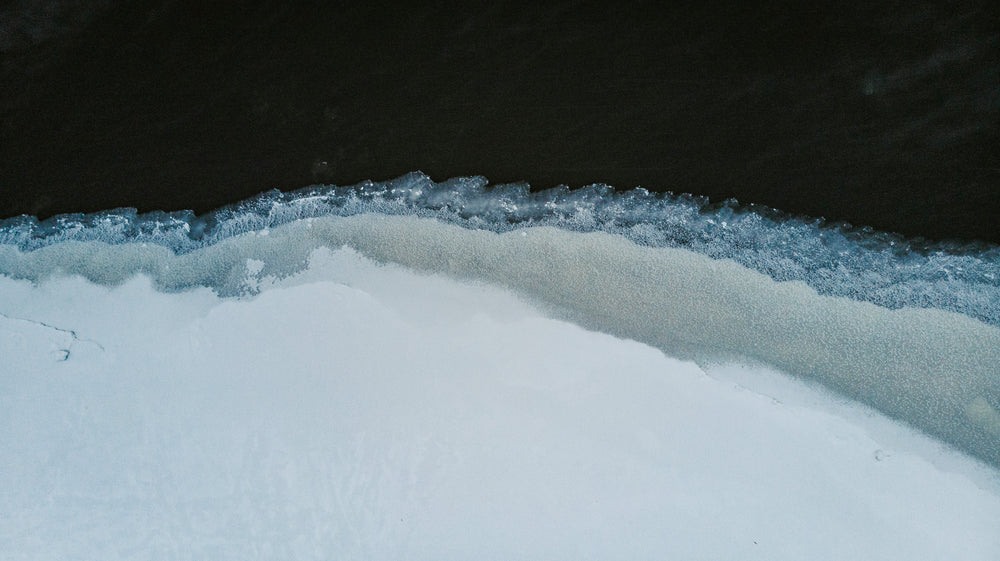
[{"left": 2, "top": 244, "right": 999, "bottom": 560}]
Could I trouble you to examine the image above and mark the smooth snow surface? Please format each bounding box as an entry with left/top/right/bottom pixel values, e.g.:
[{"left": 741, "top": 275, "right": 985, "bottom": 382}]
[{"left": 2, "top": 246, "right": 999, "bottom": 560}]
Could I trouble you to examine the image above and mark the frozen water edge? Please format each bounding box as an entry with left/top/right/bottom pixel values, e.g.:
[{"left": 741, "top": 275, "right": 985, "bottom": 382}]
[
  {"left": 1, "top": 246, "right": 998, "bottom": 560},
  {"left": 3, "top": 172, "right": 999, "bottom": 328}
]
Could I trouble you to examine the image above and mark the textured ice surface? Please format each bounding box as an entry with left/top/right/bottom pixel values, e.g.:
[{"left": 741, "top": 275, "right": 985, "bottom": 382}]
[{"left": 2, "top": 172, "right": 998, "bottom": 326}]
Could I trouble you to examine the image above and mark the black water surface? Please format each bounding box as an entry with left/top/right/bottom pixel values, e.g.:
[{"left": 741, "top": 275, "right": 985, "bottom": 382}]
[{"left": 2, "top": 1, "right": 998, "bottom": 243}]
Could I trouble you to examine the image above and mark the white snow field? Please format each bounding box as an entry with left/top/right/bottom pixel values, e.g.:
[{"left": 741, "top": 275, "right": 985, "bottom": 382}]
[{"left": 2, "top": 217, "right": 1000, "bottom": 560}]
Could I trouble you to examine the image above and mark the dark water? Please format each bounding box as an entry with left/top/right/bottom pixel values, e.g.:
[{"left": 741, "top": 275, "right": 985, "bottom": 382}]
[{"left": 2, "top": 1, "right": 998, "bottom": 243}]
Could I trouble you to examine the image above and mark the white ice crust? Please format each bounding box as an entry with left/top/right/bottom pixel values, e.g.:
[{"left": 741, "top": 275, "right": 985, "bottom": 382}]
[{"left": 2, "top": 245, "right": 998, "bottom": 560}]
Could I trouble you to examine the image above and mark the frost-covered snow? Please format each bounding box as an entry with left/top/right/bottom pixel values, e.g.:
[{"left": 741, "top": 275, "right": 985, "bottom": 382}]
[{"left": 2, "top": 245, "right": 998, "bottom": 560}]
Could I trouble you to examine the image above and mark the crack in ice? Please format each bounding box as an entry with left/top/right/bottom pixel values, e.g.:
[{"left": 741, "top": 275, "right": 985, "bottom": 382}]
[{"left": 0, "top": 311, "right": 105, "bottom": 360}]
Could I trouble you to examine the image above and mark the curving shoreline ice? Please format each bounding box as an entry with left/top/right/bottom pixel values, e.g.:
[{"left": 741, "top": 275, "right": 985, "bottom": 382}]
[
  {"left": 2, "top": 175, "right": 999, "bottom": 557},
  {"left": 2, "top": 245, "right": 999, "bottom": 559},
  {"left": 3, "top": 173, "right": 998, "bottom": 327}
]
